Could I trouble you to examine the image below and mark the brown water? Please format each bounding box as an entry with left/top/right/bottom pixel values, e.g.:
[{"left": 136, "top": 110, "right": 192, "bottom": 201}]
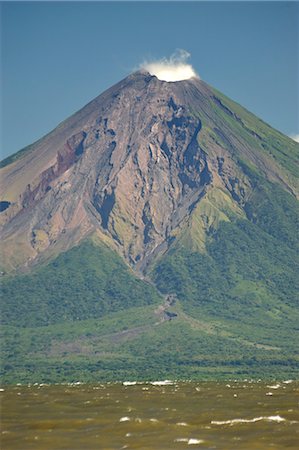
[{"left": 1, "top": 381, "right": 298, "bottom": 449}]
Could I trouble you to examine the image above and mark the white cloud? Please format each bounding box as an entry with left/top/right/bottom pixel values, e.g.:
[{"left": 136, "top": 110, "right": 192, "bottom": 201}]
[
  {"left": 140, "top": 49, "right": 199, "bottom": 82},
  {"left": 289, "top": 134, "right": 299, "bottom": 143}
]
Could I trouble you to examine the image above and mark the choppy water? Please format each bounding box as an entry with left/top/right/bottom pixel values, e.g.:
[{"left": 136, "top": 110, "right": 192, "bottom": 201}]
[{"left": 1, "top": 381, "right": 298, "bottom": 449}]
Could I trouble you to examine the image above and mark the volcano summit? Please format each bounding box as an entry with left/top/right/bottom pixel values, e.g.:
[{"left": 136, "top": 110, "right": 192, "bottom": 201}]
[{"left": 1, "top": 70, "right": 298, "bottom": 383}]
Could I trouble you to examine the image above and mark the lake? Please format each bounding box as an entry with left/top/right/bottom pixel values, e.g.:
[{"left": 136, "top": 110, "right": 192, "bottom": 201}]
[{"left": 1, "top": 380, "right": 298, "bottom": 449}]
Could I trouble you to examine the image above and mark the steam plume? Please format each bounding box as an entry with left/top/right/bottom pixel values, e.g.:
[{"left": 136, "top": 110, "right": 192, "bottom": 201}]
[
  {"left": 141, "top": 49, "right": 199, "bottom": 82},
  {"left": 290, "top": 133, "right": 299, "bottom": 143}
]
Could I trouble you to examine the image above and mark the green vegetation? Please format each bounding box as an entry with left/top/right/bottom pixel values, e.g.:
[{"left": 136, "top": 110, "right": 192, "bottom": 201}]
[
  {"left": 210, "top": 86, "right": 299, "bottom": 180},
  {"left": 1, "top": 302, "right": 298, "bottom": 384},
  {"left": 152, "top": 179, "right": 299, "bottom": 365},
  {"left": 1, "top": 178, "right": 298, "bottom": 383},
  {"left": 1, "top": 239, "right": 162, "bottom": 327}
]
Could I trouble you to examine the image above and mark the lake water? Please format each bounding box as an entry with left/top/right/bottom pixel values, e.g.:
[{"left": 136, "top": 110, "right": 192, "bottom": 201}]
[{"left": 1, "top": 381, "right": 298, "bottom": 449}]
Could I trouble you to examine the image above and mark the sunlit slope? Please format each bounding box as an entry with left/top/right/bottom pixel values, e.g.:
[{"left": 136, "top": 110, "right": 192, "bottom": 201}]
[
  {"left": 210, "top": 86, "right": 299, "bottom": 183},
  {"left": 152, "top": 177, "right": 299, "bottom": 347},
  {"left": 1, "top": 238, "right": 162, "bottom": 327},
  {"left": 1, "top": 299, "right": 298, "bottom": 383}
]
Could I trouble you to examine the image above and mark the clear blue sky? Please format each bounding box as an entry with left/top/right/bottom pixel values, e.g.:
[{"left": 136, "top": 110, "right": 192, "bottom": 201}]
[{"left": 1, "top": 1, "right": 298, "bottom": 159}]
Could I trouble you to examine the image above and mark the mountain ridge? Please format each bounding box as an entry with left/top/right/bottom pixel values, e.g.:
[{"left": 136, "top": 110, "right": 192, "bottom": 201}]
[
  {"left": 0, "top": 71, "right": 298, "bottom": 274},
  {"left": 1, "top": 71, "right": 298, "bottom": 383}
]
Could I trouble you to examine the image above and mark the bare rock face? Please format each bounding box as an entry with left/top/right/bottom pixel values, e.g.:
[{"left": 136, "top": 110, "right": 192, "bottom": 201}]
[
  {"left": 89, "top": 88, "right": 212, "bottom": 266},
  {"left": 0, "top": 71, "right": 297, "bottom": 272}
]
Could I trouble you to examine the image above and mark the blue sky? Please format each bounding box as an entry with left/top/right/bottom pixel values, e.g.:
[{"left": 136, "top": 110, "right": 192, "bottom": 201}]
[{"left": 1, "top": 1, "right": 298, "bottom": 159}]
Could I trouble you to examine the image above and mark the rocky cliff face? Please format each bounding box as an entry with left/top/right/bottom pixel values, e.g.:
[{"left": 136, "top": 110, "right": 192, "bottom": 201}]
[{"left": 0, "top": 71, "right": 298, "bottom": 272}]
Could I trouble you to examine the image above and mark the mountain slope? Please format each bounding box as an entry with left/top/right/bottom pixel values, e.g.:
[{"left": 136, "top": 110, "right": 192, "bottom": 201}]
[
  {"left": 0, "top": 71, "right": 297, "bottom": 272},
  {"left": 1, "top": 236, "right": 162, "bottom": 327},
  {"left": 1, "top": 71, "right": 298, "bottom": 382}
]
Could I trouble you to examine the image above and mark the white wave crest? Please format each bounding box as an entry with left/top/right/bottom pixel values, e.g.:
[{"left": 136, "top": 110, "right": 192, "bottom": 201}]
[
  {"left": 150, "top": 380, "right": 174, "bottom": 386},
  {"left": 119, "top": 416, "right": 131, "bottom": 422},
  {"left": 123, "top": 381, "right": 137, "bottom": 386},
  {"left": 188, "top": 438, "right": 205, "bottom": 445},
  {"left": 211, "top": 415, "right": 286, "bottom": 426}
]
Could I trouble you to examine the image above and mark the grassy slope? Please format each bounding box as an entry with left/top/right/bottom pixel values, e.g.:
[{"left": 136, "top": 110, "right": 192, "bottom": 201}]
[
  {"left": 210, "top": 86, "right": 299, "bottom": 181},
  {"left": 152, "top": 178, "right": 299, "bottom": 372},
  {"left": 2, "top": 301, "right": 298, "bottom": 384},
  {"left": 1, "top": 239, "right": 162, "bottom": 327}
]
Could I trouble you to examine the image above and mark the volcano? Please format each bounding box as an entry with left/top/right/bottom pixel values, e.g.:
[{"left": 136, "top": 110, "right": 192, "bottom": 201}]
[{"left": 1, "top": 71, "right": 298, "bottom": 383}]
